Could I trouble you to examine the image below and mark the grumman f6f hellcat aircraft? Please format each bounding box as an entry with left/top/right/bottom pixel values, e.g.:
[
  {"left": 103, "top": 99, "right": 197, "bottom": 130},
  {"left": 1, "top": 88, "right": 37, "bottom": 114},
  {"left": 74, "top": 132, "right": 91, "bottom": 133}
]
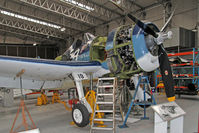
[{"left": 0, "top": 2, "right": 176, "bottom": 127}]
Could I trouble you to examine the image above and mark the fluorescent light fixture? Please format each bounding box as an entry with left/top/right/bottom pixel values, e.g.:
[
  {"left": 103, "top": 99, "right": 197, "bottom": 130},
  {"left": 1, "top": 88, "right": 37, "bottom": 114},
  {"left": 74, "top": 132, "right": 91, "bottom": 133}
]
[
  {"left": 111, "top": 0, "right": 121, "bottom": 4},
  {"left": 60, "top": 27, "right": 66, "bottom": 31},
  {"left": 0, "top": 10, "right": 61, "bottom": 29},
  {"left": 192, "top": 29, "right": 197, "bottom": 32},
  {"left": 33, "top": 43, "right": 37, "bottom": 46},
  {"left": 60, "top": 0, "right": 94, "bottom": 12}
]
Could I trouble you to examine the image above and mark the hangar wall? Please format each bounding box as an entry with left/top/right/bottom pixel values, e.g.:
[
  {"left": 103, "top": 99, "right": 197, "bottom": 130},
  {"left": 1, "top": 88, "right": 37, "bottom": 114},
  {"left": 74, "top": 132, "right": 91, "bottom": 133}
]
[{"left": 95, "top": 0, "right": 197, "bottom": 37}]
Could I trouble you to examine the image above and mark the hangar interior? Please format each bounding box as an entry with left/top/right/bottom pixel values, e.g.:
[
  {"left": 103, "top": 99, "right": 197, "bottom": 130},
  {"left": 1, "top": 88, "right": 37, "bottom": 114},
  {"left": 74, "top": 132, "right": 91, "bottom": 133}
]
[
  {"left": 0, "top": 0, "right": 197, "bottom": 55},
  {"left": 0, "top": 0, "right": 198, "bottom": 133}
]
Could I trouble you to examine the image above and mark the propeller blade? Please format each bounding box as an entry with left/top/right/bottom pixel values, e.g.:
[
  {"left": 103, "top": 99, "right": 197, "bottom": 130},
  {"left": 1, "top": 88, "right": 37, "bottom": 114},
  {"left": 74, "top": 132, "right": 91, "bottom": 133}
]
[
  {"left": 160, "top": 6, "right": 176, "bottom": 32},
  {"left": 127, "top": 14, "right": 158, "bottom": 38},
  {"left": 158, "top": 45, "right": 175, "bottom": 101}
]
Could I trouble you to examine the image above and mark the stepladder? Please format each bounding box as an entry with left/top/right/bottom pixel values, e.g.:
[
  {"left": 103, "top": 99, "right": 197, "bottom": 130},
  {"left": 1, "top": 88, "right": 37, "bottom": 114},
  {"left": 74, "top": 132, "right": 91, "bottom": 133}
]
[{"left": 90, "top": 77, "right": 117, "bottom": 133}]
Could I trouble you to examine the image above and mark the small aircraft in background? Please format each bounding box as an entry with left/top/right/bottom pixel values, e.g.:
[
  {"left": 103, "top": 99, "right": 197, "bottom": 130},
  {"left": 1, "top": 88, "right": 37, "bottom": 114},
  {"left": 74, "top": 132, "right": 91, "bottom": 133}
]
[{"left": 0, "top": 1, "right": 176, "bottom": 128}]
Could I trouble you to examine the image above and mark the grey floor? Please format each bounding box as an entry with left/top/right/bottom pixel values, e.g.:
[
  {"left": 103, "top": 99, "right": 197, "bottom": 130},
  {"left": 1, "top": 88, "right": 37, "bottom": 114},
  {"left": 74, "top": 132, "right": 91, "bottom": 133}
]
[{"left": 0, "top": 94, "right": 198, "bottom": 133}]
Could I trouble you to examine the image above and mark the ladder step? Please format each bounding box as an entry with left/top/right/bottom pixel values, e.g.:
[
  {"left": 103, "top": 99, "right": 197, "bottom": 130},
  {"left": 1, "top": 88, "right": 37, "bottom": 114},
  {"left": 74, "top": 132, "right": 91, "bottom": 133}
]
[
  {"left": 92, "top": 127, "right": 113, "bottom": 130},
  {"left": 98, "top": 78, "right": 116, "bottom": 80},
  {"left": 96, "top": 102, "right": 113, "bottom": 104},
  {"left": 94, "top": 118, "right": 113, "bottom": 122},
  {"left": 96, "top": 110, "right": 113, "bottom": 113},
  {"left": 98, "top": 93, "right": 113, "bottom": 96},
  {"left": 98, "top": 85, "right": 114, "bottom": 88}
]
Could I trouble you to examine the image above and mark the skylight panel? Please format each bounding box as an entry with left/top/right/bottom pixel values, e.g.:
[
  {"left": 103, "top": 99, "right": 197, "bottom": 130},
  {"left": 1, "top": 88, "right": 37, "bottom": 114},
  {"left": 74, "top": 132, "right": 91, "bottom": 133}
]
[
  {"left": 60, "top": 0, "right": 94, "bottom": 12},
  {"left": 0, "top": 10, "right": 61, "bottom": 29}
]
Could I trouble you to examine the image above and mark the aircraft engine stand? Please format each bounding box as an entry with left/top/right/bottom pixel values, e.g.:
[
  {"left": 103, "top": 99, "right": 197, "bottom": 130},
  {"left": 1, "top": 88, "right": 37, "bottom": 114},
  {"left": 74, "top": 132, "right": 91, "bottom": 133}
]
[{"left": 119, "top": 76, "right": 156, "bottom": 128}]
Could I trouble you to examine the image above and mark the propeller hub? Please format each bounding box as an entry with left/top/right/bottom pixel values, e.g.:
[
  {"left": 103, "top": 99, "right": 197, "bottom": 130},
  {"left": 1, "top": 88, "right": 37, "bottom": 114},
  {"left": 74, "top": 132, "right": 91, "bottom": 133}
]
[
  {"left": 145, "top": 35, "right": 159, "bottom": 56},
  {"left": 155, "top": 31, "right": 173, "bottom": 45}
]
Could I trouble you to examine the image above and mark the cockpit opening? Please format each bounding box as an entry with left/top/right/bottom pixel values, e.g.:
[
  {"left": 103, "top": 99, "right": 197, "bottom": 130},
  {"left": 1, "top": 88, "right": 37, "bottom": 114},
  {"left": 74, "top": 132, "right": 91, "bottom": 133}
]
[{"left": 90, "top": 37, "right": 107, "bottom": 63}]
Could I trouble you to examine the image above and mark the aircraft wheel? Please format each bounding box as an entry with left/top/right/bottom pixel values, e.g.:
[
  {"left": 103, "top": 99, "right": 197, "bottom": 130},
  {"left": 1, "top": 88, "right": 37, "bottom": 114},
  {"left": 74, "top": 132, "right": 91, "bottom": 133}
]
[{"left": 72, "top": 103, "right": 90, "bottom": 127}]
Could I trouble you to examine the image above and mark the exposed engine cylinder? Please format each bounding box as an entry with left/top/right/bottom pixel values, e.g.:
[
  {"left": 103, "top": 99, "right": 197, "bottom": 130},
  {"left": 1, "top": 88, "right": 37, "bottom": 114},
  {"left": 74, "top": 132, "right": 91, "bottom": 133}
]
[
  {"left": 106, "top": 25, "right": 142, "bottom": 78},
  {"left": 106, "top": 24, "right": 159, "bottom": 78}
]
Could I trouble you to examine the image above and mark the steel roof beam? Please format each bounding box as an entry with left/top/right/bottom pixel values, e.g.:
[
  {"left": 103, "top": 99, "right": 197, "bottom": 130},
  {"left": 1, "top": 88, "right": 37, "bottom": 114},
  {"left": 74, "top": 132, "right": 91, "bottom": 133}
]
[
  {"left": 83, "top": 0, "right": 123, "bottom": 17},
  {"left": 0, "top": 6, "right": 84, "bottom": 32},
  {"left": 128, "top": 0, "right": 144, "bottom": 9},
  {"left": 76, "top": 0, "right": 170, "bottom": 36},
  {"left": 16, "top": 0, "right": 105, "bottom": 25},
  {"left": 0, "top": 15, "right": 65, "bottom": 39},
  {"left": 0, "top": 28, "right": 62, "bottom": 44},
  {"left": 0, "top": 4, "right": 87, "bottom": 39}
]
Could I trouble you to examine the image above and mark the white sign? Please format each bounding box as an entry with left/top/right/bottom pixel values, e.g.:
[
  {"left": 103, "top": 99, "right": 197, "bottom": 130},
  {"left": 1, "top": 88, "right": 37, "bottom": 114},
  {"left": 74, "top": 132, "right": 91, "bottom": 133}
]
[
  {"left": 152, "top": 102, "right": 186, "bottom": 121},
  {"left": 72, "top": 72, "right": 88, "bottom": 81},
  {"left": 18, "top": 129, "right": 40, "bottom": 133}
]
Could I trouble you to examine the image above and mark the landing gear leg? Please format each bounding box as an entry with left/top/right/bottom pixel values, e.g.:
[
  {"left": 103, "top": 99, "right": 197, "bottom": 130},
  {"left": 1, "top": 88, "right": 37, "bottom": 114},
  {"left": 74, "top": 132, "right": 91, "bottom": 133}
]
[{"left": 72, "top": 80, "right": 92, "bottom": 127}]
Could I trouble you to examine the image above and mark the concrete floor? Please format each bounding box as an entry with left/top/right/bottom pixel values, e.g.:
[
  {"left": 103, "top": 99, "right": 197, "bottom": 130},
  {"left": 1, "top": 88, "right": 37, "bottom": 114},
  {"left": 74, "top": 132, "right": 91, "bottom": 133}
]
[{"left": 0, "top": 94, "right": 198, "bottom": 133}]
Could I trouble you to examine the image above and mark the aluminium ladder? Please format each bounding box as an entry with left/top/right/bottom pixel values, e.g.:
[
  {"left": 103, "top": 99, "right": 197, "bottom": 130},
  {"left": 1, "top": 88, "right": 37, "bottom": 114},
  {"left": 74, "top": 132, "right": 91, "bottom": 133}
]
[{"left": 90, "top": 77, "right": 117, "bottom": 133}]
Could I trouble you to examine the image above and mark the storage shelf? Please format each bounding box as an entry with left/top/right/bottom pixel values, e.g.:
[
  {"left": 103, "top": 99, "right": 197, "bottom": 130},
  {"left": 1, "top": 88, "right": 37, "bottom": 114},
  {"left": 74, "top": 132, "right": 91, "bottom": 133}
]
[{"left": 155, "top": 48, "right": 199, "bottom": 92}]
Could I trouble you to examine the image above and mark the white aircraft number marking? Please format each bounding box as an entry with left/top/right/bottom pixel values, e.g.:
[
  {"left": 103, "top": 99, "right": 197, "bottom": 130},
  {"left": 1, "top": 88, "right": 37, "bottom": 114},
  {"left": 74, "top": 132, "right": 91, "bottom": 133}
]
[{"left": 72, "top": 72, "right": 88, "bottom": 81}]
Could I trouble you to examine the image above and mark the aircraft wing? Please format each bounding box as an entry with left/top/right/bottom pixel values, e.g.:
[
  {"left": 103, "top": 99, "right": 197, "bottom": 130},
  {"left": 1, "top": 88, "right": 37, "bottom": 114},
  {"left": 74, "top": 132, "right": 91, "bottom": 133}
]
[{"left": 0, "top": 55, "right": 102, "bottom": 90}]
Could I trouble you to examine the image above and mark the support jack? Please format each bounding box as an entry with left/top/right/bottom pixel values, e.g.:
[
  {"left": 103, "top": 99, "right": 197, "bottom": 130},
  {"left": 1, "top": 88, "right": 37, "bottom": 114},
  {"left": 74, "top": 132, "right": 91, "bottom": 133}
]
[
  {"left": 36, "top": 91, "right": 48, "bottom": 106},
  {"left": 10, "top": 69, "right": 38, "bottom": 132},
  {"left": 10, "top": 99, "right": 37, "bottom": 133}
]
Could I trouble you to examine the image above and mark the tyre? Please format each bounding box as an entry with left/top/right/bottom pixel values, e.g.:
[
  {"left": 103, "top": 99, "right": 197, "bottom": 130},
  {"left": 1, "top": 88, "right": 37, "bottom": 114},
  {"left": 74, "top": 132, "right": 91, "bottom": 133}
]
[
  {"left": 187, "top": 83, "right": 195, "bottom": 91},
  {"left": 72, "top": 103, "right": 90, "bottom": 127}
]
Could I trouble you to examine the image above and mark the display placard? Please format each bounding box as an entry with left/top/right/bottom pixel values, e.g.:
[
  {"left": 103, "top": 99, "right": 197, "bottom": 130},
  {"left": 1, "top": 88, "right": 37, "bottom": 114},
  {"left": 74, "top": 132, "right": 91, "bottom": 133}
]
[
  {"left": 18, "top": 128, "right": 40, "bottom": 133},
  {"left": 152, "top": 101, "right": 186, "bottom": 121}
]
